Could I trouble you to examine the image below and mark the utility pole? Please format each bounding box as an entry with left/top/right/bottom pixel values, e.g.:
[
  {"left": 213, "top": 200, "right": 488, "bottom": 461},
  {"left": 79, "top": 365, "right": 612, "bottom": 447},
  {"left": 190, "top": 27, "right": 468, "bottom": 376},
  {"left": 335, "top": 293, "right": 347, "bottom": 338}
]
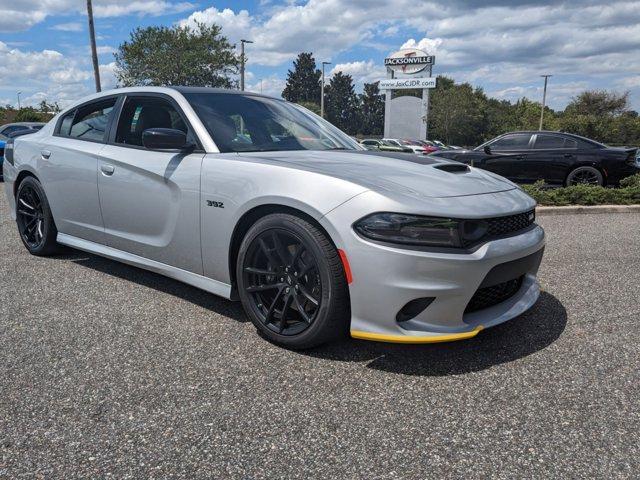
[
  {"left": 86, "top": 0, "right": 101, "bottom": 92},
  {"left": 539, "top": 74, "right": 552, "bottom": 130},
  {"left": 240, "top": 39, "right": 253, "bottom": 91},
  {"left": 17, "top": 91, "right": 21, "bottom": 110},
  {"left": 321, "top": 61, "right": 331, "bottom": 118}
]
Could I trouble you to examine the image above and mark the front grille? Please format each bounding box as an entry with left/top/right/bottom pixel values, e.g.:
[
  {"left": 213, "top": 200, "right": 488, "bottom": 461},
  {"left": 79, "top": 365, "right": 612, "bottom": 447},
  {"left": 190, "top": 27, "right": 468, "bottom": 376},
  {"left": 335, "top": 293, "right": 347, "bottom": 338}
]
[
  {"left": 464, "top": 276, "right": 523, "bottom": 313},
  {"left": 461, "top": 210, "right": 535, "bottom": 248}
]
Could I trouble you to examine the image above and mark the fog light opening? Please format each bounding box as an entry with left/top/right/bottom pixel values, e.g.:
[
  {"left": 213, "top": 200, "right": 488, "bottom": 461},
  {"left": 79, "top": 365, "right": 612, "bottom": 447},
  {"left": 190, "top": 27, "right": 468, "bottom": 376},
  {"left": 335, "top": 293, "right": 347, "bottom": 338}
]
[{"left": 396, "top": 297, "right": 435, "bottom": 323}]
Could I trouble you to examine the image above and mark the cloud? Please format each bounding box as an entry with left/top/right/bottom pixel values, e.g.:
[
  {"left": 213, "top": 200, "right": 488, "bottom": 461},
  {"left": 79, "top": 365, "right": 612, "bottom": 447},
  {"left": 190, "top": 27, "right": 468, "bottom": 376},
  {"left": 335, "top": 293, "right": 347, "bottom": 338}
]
[
  {"left": 0, "top": 42, "right": 103, "bottom": 107},
  {"left": 50, "top": 22, "right": 84, "bottom": 32},
  {"left": 245, "top": 75, "right": 286, "bottom": 98},
  {"left": 329, "top": 60, "right": 386, "bottom": 86},
  {"left": 0, "top": 1, "right": 196, "bottom": 32}
]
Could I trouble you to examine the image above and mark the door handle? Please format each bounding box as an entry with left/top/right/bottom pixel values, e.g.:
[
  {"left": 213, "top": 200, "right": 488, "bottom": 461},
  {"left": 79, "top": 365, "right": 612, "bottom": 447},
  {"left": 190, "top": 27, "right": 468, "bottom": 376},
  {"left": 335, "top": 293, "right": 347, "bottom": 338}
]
[
  {"left": 564, "top": 153, "right": 573, "bottom": 158},
  {"left": 100, "top": 164, "right": 115, "bottom": 176},
  {"left": 41, "top": 150, "right": 51, "bottom": 159}
]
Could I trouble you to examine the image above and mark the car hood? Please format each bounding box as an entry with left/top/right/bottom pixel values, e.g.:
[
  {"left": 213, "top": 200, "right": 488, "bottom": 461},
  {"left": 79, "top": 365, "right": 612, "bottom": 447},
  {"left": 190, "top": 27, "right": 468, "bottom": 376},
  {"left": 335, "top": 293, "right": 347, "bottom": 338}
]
[{"left": 236, "top": 150, "right": 517, "bottom": 199}]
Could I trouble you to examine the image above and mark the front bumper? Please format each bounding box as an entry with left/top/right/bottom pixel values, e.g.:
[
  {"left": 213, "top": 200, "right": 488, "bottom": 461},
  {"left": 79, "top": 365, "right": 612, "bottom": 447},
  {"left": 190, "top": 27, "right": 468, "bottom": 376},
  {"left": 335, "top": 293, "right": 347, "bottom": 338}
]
[{"left": 322, "top": 195, "right": 546, "bottom": 343}]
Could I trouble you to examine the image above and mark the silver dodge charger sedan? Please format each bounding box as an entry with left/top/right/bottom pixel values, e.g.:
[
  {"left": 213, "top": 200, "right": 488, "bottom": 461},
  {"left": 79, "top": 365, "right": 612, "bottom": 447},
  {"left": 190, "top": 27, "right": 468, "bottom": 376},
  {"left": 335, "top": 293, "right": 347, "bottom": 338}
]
[{"left": 2, "top": 87, "right": 545, "bottom": 348}]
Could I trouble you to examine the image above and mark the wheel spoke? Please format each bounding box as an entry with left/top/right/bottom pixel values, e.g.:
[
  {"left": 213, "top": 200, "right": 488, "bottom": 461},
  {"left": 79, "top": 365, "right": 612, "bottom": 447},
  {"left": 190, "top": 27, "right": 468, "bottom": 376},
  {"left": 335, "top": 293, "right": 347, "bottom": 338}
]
[
  {"left": 258, "top": 238, "right": 281, "bottom": 268},
  {"left": 297, "top": 284, "right": 319, "bottom": 306},
  {"left": 296, "top": 257, "right": 314, "bottom": 278},
  {"left": 291, "top": 244, "right": 305, "bottom": 269},
  {"left": 265, "top": 286, "right": 285, "bottom": 325},
  {"left": 244, "top": 266, "right": 275, "bottom": 275},
  {"left": 19, "top": 198, "right": 35, "bottom": 210},
  {"left": 271, "top": 231, "right": 291, "bottom": 265},
  {"left": 293, "top": 295, "right": 312, "bottom": 323},
  {"left": 278, "top": 294, "right": 294, "bottom": 332},
  {"left": 18, "top": 209, "right": 37, "bottom": 217},
  {"left": 246, "top": 282, "right": 283, "bottom": 293}
]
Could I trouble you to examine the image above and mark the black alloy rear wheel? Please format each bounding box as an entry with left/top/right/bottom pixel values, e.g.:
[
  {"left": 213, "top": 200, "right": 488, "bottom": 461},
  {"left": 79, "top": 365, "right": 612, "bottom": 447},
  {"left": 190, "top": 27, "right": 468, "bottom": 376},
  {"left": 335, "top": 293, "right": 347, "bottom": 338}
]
[
  {"left": 15, "top": 176, "right": 58, "bottom": 256},
  {"left": 565, "top": 166, "right": 604, "bottom": 186}
]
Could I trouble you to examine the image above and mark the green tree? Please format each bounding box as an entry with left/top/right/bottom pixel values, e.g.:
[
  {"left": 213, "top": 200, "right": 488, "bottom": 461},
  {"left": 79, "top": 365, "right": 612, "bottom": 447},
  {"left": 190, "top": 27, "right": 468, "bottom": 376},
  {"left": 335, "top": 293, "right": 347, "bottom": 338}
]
[
  {"left": 114, "top": 22, "right": 239, "bottom": 87},
  {"left": 296, "top": 101, "right": 321, "bottom": 116},
  {"left": 360, "top": 82, "right": 384, "bottom": 135},
  {"left": 282, "top": 52, "right": 321, "bottom": 104},
  {"left": 565, "top": 90, "right": 629, "bottom": 116},
  {"left": 557, "top": 90, "right": 635, "bottom": 144},
  {"left": 38, "top": 100, "right": 61, "bottom": 114},
  {"left": 14, "top": 108, "right": 46, "bottom": 122},
  {"left": 428, "top": 76, "right": 485, "bottom": 146},
  {"left": 324, "top": 72, "right": 361, "bottom": 135}
]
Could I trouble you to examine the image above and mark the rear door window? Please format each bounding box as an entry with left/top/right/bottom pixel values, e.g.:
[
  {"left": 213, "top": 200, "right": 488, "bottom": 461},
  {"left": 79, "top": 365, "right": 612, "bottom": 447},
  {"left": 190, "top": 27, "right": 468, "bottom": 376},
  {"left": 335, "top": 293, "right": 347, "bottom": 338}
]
[
  {"left": 68, "top": 98, "right": 117, "bottom": 142},
  {"left": 490, "top": 134, "right": 532, "bottom": 151},
  {"left": 533, "top": 134, "right": 565, "bottom": 149}
]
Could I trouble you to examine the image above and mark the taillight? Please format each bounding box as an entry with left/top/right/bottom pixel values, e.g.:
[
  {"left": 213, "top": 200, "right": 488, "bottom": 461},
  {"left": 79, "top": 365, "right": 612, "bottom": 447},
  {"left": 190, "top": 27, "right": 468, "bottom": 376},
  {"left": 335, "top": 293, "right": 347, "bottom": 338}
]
[{"left": 4, "top": 140, "right": 14, "bottom": 165}]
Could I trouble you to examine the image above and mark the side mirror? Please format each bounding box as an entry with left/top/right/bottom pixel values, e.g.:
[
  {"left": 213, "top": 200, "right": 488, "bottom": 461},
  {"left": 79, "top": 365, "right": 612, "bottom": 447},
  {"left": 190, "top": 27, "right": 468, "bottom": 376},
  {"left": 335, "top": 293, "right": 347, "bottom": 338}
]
[
  {"left": 483, "top": 145, "right": 492, "bottom": 155},
  {"left": 142, "top": 128, "right": 189, "bottom": 150}
]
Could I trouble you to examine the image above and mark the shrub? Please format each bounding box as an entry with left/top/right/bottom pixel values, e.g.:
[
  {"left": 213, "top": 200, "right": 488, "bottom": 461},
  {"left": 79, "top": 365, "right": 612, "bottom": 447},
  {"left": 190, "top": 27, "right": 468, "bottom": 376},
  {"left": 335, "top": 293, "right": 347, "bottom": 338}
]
[
  {"left": 620, "top": 173, "right": 640, "bottom": 189},
  {"left": 522, "top": 176, "right": 640, "bottom": 206},
  {"left": 14, "top": 108, "right": 46, "bottom": 123}
]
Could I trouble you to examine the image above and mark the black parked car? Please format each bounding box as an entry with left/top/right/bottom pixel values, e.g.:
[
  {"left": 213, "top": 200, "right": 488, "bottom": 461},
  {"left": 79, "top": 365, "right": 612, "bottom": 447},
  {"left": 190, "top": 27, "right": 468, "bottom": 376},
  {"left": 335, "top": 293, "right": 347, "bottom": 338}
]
[{"left": 433, "top": 131, "right": 640, "bottom": 186}]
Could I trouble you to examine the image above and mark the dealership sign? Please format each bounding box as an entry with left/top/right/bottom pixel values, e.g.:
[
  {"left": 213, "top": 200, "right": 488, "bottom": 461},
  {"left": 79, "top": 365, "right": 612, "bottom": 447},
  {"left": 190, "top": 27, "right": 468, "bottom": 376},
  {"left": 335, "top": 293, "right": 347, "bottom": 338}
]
[
  {"left": 379, "top": 77, "right": 436, "bottom": 89},
  {"left": 384, "top": 49, "right": 435, "bottom": 74}
]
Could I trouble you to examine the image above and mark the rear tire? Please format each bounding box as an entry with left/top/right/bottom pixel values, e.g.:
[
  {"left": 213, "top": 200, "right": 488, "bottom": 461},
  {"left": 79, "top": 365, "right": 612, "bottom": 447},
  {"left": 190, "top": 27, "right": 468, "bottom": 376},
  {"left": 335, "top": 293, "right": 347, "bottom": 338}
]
[
  {"left": 565, "top": 166, "right": 604, "bottom": 186},
  {"left": 15, "top": 176, "right": 59, "bottom": 256},
  {"left": 236, "top": 213, "right": 350, "bottom": 349}
]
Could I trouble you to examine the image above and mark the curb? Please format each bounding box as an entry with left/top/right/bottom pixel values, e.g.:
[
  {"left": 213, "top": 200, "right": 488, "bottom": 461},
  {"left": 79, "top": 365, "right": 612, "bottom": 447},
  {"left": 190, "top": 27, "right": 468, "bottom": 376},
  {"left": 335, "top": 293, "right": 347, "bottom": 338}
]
[{"left": 537, "top": 205, "right": 640, "bottom": 216}]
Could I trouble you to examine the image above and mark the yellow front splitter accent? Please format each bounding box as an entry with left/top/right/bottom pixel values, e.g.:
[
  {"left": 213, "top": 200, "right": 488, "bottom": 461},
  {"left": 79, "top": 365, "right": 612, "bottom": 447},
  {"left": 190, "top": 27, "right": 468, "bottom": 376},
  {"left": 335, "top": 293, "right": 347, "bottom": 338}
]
[{"left": 350, "top": 326, "right": 484, "bottom": 344}]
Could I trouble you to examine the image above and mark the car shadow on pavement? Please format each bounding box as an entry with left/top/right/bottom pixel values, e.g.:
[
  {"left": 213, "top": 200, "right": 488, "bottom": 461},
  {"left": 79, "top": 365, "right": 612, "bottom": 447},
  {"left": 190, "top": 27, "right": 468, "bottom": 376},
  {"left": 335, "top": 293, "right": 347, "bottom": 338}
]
[
  {"left": 57, "top": 248, "right": 566, "bottom": 376},
  {"left": 59, "top": 248, "right": 248, "bottom": 323},
  {"left": 301, "top": 292, "right": 567, "bottom": 377}
]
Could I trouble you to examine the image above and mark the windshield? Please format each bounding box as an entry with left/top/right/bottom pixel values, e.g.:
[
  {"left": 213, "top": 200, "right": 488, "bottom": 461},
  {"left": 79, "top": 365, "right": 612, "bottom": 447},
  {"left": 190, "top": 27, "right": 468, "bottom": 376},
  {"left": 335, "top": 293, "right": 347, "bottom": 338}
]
[{"left": 184, "top": 92, "right": 362, "bottom": 153}]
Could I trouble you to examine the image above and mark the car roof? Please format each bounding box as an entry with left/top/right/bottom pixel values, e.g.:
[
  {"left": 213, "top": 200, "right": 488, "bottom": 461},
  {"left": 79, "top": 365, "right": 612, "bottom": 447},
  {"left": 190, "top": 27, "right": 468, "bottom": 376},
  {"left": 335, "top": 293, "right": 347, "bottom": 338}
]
[
  {"left": 1, "top": 122, "right": 45, "bottom": 127},
  {"left": 502, "top": 130, "right": 604, "bottom": 146},
  {"left": 57, "top": 86, "right": 284, "bottom": 116}
]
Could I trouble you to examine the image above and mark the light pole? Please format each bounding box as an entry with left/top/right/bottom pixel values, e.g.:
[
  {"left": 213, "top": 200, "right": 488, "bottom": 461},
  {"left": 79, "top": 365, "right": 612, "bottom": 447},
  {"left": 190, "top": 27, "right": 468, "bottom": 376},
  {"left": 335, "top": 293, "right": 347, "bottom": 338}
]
[
  {"left": 539, "top": 74, "right": 552, "bottom": 130},
  {"left": 17, "top": 91, "right": 21, "bottom": 110},
  {"left": 240, "top": 39, "right": 253, "bottom": 91},
  {"left": 321, "top": 61, "right": 331, "bottom": 118},
  {"left": 86, "top": 0, "right": 101, "bottom": 92}
]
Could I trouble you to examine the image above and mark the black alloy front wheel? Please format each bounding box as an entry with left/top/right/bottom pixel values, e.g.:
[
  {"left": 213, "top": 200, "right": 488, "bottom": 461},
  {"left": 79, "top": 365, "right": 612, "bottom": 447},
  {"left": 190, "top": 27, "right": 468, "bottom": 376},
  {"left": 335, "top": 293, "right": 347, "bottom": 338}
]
[{"left": 237, "top": 213, "right": 350, "bottom": 349}]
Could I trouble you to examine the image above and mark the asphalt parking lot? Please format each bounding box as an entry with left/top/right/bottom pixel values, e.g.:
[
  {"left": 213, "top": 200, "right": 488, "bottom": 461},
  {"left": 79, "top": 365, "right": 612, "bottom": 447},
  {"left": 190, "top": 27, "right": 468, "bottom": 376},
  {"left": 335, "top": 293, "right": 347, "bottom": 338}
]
[{"left": 1, "top": 191, "right": 639, "bottom": 479}]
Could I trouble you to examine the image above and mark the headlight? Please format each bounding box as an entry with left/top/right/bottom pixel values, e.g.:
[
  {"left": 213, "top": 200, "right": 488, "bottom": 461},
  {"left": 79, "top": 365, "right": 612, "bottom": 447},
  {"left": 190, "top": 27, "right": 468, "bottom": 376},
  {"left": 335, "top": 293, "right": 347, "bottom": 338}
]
[{"left": 354, "top": 212, "right": 480, "bottom": 248}]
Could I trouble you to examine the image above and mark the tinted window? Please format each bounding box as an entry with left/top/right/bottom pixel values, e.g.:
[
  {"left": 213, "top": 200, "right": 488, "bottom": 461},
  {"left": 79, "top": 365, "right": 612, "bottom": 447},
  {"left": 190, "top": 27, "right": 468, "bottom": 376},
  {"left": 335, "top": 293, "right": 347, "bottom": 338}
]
[
  {"left": 59, "top": 111, "right": 75, "bottom": 136},
  {"left": 564, "top": 138, "right": 578, "bottom": 149},
  {"left": 534, "top": 134, "right": 565, "bottom": 149},
  {"left": 69, "top": 99, "right": 116, "bottom": 141},
  {"left": 2, "top": 125, "right": 29, "bottom": 136},
  {"left": 115, "top": 96, "right": 193, "bottom": 147},
  {"left": 490, "top": 134, "right": 532, "bottom": 151},
  {"left": 185, "top": 93, "right": 360, "bottom": 153}
]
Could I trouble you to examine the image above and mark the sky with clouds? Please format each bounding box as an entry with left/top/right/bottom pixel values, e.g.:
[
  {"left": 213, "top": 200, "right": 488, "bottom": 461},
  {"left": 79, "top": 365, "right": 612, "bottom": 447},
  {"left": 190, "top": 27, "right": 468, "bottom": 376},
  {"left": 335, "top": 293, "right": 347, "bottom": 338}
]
[{"left": 0, "top": 0, "right": 639, "bottom": 110}]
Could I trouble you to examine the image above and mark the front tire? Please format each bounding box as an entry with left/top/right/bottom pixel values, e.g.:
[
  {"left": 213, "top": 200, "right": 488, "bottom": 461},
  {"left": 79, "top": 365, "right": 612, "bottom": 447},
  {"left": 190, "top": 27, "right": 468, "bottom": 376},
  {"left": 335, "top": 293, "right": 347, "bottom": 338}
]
[
  {"left": 565, "top": 166, "right": 604, "bottom": 186},
  {"left": 236, "top": 213, "right": 350, "bottom": 349},
  {"left": 15, "top": 176, "right": 59, "bottom": 256}
]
